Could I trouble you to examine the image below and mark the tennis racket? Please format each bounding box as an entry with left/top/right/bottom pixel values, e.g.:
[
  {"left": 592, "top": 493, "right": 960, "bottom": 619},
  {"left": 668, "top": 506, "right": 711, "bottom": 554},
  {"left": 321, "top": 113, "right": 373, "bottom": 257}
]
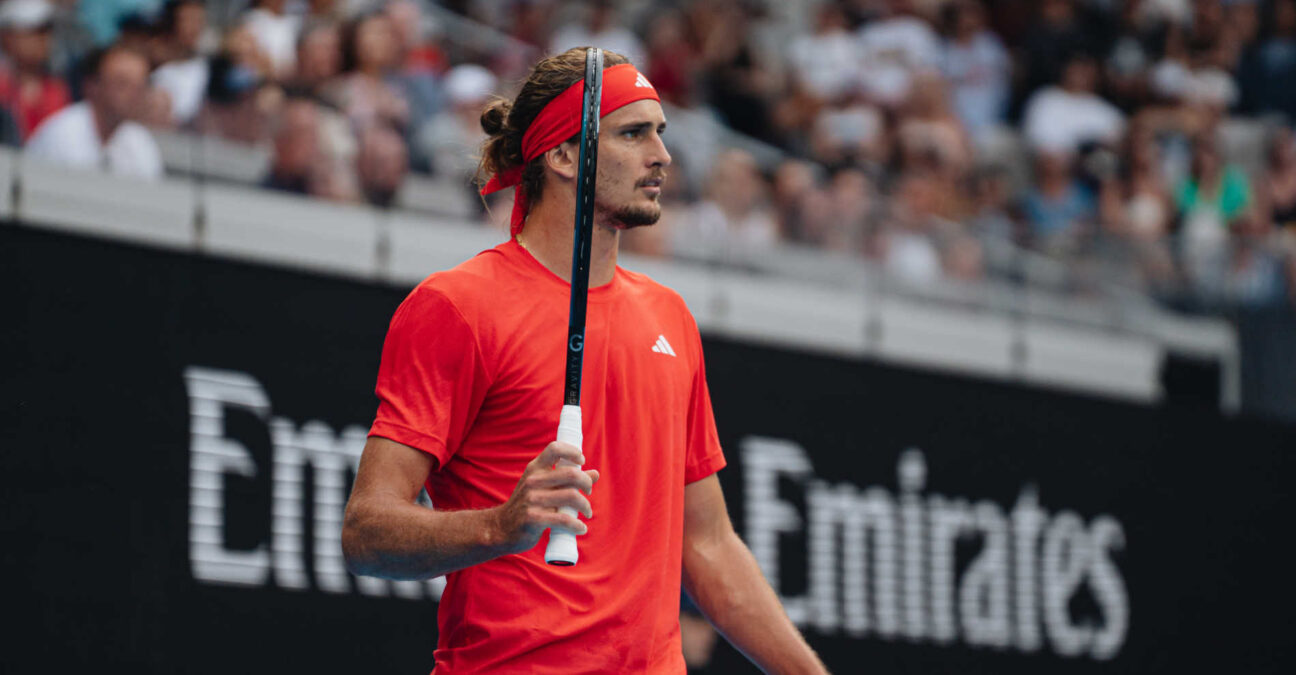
[{"left": 544, "top": 47, "right": 604, "bottom": 566}]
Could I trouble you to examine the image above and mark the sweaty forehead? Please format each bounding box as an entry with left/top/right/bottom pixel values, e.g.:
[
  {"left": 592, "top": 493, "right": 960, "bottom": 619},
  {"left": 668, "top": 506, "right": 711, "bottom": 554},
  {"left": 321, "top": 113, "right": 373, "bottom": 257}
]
[{"left": 602, "top": 99, "right": 666, "bottom": 127}]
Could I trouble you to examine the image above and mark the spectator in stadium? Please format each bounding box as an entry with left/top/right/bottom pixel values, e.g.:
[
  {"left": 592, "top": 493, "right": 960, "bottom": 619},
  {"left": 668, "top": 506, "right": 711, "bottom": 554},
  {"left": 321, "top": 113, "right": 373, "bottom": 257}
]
[
  {"left": 355, "top": 123, "right": 407, "bottom": 208},
  {"left": 820, "top": 165, "right": 874, "bottom": 253},
  {"left": 150, "top": 0, "right": 209, "bottom": 126},
  {"left": 1223, "top": 0, "right": 1262, "bottom": 67},
  {"left": 306, "top": 157, "right": 361, "bottom": 202},
  {"left": 25, "top": 43, "right": 162, "bottom": 180},
  {"left": 217, "top": 20, "right": 275, "bottom": 81},
  {"left": 1019, "top": 150, "right": 1096, "bottom": 254},
  {"left": 550, "top": 0, "right": 645, "bottom": 72},
  {"left": 416, "top": 63, "right": 492, "bottom": 184},
  {"left": 113, "top": 12, "right": 156, "bottom": 62},
  {"left": 305, "top": 0, "right": 347, "bottom": 23},
  {"left": 1182, "top": 0, "right": 1234, "bottom": 68},
  {"left": 1264, "top": 126, "right": 1296, "bottom": 230},
  {"left": 384, "top": 0, "right": 444, "bottom": 144},
  {"left": 875, "top": 172, "right": 946, "bottom": 285},
  {"left": 787, "top": 1, "right": 858, "bottom": 105},
  {"left": 855, "top": 0, "right": 943, "bottom": 107},
  {"left": 503, "top": 0, "right": 552, "bottom": 49},
  {"left": 1104, "top": 0, "right": 1158, "bottom": 111},
  {"left": 193, "top": 41, "right": 281, "bottom": 145},
  {"left": 1176, "top": 133, "right": 1253, "bottom": 286},
  {"left": 778, "top": 2, "right": 856, "bottom": 147},
  {"left": 940, "top": 0, "right": 1010, "bottom": 143},
  {"left": 262, "top": 97, "right": 320, "bottom": 195},
  {"left": 1215, "top": 205, "right": 1288, "bottom": 307},
  {"left": 1176, "top": 132, "right": 1252, "bottom": 230},
  {"left": 807, "top": 93, "right": 888, "bottom": 167},
  {"left": 770, "top": 158, "right": 821, "bottom": 245},
  {"left": 895, "top": 72, "right": 972, "bottom": 177},
  {"left": 1237, "top": 0, "right": 1296, "bottom": 120},
  {"left": 642, "top": 9, "right": 699, "bottom": 107},
  {"left": 288, "top": 18, "right": 341, "bottom": 99},
  {"left": 242, "top": 0, "right": 299, "bottom": 80},
  {"left": 1016, "top": 0, "right": 1096, "bottom": 109},
  {"left": 966, "top": 163, "right": 1019, "bottom": 259},
  {"left": 324, "top": 12, "right": 410, "bottom": 134},
  {"left": 1022, "top": 51, "right": 1126, "bottom": 154},
  {"left": 670, "top": 148, "right": 780, "bottom": 263},
  {"left": 694, "top": 0, "right": 779, "bottom": 142},
  {"left": 0, "top": 0, "right": 70, "bottom": 141},
  {"left": 1115, "top": 126, "right": 1175, "bottom": 243}
]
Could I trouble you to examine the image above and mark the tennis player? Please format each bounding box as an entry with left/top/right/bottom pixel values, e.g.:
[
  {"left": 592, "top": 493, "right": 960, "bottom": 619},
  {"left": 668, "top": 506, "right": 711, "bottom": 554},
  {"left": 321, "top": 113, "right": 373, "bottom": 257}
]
[{"left": 342, "top": 48, "right": 827, "bottom": 674}]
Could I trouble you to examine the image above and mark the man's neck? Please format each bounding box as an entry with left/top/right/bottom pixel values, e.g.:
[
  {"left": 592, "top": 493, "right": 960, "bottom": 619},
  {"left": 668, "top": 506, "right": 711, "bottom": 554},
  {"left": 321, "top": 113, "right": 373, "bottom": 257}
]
[
  {"left": 515, "top": 196, "right": 621, "bottom": 287},
  {"left": 160, "top": 42, "right": 197, "bottom": 63},
  {"left": 90, "top": 105, "right": 120, "bottom": 146}
]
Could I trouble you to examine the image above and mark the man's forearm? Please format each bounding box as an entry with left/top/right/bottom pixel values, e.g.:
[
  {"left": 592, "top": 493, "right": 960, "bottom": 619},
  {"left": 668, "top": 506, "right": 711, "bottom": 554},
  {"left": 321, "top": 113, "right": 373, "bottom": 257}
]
[
  {"left": 342, "top": 496, "right": 511, "bottom": 580},
  {"left": 683, "top": 531, "right": 828, "bottom": 674}
]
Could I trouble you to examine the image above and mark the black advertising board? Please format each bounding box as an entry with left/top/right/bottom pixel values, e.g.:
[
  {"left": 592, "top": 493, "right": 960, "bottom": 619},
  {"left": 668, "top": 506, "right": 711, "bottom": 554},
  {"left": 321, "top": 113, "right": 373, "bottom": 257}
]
[{"left": 4, "top": 224, "right": 1295, "bottom": 673}]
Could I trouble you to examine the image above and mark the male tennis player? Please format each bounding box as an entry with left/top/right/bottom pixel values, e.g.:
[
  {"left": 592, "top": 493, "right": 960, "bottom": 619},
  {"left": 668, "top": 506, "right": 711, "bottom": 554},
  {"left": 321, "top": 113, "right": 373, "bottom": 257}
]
[{"left": 342, "top": 48, "right": 827, "bottom": 674}]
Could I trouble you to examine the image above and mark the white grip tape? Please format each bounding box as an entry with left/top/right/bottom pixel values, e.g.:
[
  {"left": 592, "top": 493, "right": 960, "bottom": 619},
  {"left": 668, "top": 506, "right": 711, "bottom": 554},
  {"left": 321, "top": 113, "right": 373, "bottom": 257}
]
[{"left": 544, "top": 404, "right": 583, "bottom": 566}]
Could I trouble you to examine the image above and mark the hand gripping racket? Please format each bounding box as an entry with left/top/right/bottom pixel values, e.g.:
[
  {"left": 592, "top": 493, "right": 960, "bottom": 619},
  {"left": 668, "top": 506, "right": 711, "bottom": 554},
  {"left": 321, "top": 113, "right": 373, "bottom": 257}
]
[{"left": 544, "top": 47, "right": 603, "bottom": 566}]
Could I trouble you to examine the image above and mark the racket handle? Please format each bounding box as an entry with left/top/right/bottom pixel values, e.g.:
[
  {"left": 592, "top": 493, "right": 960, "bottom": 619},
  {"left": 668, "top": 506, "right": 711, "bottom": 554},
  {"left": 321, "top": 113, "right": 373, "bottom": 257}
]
[{"left": 544, "top": 404, "right": 583, "bottom": 566}]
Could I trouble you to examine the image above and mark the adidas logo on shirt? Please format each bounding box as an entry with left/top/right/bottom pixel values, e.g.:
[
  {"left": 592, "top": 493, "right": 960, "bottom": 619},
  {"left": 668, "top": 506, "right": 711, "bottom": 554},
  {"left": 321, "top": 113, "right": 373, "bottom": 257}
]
[
  {"left": 650, "top": 335, "right": 676, "bottom": 357},
  {"left": 634, "top": 73, "right": 653, "bottom": 89}
]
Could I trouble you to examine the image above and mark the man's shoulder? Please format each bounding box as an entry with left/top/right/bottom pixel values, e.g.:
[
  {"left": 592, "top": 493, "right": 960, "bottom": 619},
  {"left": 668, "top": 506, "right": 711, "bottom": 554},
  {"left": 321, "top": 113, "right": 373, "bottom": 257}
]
[
  {"left": 113, "top": 120, "right": 161, "bottom": 147},
  {"left": 407, "top": 244, "right": 516, "bottom": 310},
  {"left": 29, "top": 102, "right": 90, "bottom": 143},
  {"left": 618, "top": 266, "right": 692, "bottom": 314}
]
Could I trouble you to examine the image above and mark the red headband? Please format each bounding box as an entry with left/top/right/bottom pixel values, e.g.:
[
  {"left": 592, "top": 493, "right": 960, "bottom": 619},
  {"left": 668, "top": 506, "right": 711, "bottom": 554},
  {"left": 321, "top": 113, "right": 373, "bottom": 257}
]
[{"left": 480, "top": 63, "right": 661, "bottom": 236}]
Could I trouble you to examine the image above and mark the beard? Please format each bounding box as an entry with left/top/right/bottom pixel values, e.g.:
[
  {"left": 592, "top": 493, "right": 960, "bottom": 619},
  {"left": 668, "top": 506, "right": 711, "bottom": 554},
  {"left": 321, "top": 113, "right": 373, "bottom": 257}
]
[
  {"left": 614, "top": 203, "right": 662, "bottom": 228},
  {"left": 598, "top": 200, "right": 661, "bottom": 230}
]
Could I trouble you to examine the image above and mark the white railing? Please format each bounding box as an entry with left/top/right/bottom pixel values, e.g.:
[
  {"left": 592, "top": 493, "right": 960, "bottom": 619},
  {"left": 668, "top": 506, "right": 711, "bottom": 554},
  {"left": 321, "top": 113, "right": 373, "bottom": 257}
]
[{"left": 1, "top": 146, "right": 1240, "bottom": 409}]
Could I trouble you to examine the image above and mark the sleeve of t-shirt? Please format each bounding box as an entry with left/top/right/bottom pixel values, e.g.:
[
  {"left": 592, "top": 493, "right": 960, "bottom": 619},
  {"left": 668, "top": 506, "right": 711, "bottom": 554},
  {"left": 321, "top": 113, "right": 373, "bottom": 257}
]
[
  {"left": 369, "top": 284, "right": 492, "bottom": 470},
  {"left": 683, "top": 314, "right": 726, "bottom": 484}
]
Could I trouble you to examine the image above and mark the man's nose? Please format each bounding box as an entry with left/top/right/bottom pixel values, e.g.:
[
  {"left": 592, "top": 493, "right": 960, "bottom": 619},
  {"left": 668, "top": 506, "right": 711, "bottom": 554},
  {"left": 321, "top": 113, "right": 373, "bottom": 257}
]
[{"left": 649, "top": 132, "right": 672, "bottom": 168}]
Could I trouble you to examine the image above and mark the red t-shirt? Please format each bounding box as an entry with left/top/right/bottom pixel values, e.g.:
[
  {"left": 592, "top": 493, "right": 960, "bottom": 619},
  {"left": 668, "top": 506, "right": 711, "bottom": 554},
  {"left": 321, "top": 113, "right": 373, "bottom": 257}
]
[
  {"left": 369, "top": 239, "right": 726, "bottom": 673},
  {"left": 0, "top": 66, "right": 71, "bottom": 141}
]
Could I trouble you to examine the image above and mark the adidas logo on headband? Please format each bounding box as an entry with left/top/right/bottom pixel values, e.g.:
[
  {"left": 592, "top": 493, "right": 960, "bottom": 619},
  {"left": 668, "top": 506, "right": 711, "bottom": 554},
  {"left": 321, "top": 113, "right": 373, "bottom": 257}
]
[{"left": 634, "top": 73, "right": 653, "bottom": 89}]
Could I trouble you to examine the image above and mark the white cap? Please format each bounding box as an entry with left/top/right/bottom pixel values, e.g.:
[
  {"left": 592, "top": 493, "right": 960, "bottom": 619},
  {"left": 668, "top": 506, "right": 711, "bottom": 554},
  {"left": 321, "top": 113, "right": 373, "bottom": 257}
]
[
  {"left": 0, "top": 0, "right": 54, "bottom": 31},
  {"left": 445, "top": 64, "right": 497, "bottom": 105}
]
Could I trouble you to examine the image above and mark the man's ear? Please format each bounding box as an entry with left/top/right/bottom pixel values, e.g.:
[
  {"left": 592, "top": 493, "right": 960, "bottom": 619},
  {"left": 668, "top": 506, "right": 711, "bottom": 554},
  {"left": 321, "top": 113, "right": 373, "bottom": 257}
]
[{"left": 543, "top": 141, "right": 579, "bottom": 181}]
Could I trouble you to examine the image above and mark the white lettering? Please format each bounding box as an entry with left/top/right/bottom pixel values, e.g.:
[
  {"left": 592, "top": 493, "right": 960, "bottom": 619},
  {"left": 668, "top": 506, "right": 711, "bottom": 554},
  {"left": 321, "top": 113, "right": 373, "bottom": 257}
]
[
  {"left": 185, "top": 367, "right": 442, "bottom": 601},
  {"left": 1042, "top": 512, "right": 1092, "bottom": 656},
  {"left": 960, "top": 502, "right": 1012, "bottom": 648},
  {"left": 742, "top": 436, "right": 813, "bottom": 623},
  {"left": 1011, "top": 488, "right": 1045, "bottom": 652},
  {"left": 927, "top": 495, "right": 971, "bottom": 643},
  {"left": 1088, "top": 516, "right": 1129, "bottom": 660},
  {"left": 742, "top": 440, "right": 1130, "bottom": 660},
  {"left": 899, "top": 450, "right": 927, "bottom": 641},
  {"left": 185, "top": 366, "right": 272, "bottom": 587}
]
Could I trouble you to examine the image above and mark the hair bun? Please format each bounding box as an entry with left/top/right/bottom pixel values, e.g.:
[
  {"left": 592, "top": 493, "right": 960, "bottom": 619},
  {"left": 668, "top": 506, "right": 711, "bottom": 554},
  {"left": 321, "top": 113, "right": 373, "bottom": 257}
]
[{"left": 480, "top": 99, "right": 511, "bottom": 136}]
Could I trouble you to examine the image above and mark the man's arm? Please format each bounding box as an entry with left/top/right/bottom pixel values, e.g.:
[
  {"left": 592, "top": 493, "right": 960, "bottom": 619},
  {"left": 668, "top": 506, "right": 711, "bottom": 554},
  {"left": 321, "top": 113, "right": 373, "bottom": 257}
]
[
  {"left": 682, "top": 474, "right": 828, "bottom": 675},
  {"left": 342, "top": 436, "right": 598, "bottom": 580}
]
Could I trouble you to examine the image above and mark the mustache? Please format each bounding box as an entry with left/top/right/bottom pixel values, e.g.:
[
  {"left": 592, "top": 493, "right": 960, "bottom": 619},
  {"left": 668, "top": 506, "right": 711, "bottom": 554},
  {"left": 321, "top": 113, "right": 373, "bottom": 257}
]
[{"left": 636, "top": 171, "right": 668, "bottom": 187}]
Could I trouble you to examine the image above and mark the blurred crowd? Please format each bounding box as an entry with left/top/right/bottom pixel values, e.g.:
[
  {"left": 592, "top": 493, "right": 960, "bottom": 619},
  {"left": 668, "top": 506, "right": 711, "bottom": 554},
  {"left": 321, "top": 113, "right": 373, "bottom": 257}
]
[{"left": 3, "top": 0, "right": 1296, "bottom": 309}]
